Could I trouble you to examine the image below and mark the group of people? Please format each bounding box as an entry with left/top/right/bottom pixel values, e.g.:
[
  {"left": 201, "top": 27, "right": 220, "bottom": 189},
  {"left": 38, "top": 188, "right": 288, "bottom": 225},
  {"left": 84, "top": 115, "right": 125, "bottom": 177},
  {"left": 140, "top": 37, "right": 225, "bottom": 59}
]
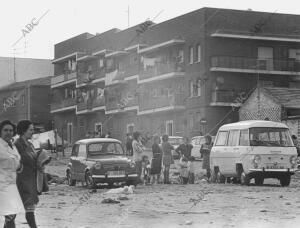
[
  {"left": 127, "top": 131, "right": 213, "bottom": 185},
  {"left": 0, "top": 119, "right": 49, "bottom": 228}
]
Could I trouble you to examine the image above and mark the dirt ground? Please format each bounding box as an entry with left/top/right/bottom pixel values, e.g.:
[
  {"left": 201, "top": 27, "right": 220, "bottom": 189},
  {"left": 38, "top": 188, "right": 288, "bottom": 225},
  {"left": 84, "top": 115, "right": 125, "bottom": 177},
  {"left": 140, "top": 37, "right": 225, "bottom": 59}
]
[{"left": 6, "top": 150, "right": 300, "bottom": 228}]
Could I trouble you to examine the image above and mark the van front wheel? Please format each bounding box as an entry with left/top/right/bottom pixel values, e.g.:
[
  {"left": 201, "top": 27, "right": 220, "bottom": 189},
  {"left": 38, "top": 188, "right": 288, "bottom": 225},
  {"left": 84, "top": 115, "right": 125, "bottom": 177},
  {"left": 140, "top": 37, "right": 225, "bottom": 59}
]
[
  {"left": 279, "top": 175, "right": 291, "bottom": 187},
  {"left": 254, "top": 176, "right": 264, "bottom": 186},
  {"left": 240, "top": 172, "right": 250, "bottom": 186}
]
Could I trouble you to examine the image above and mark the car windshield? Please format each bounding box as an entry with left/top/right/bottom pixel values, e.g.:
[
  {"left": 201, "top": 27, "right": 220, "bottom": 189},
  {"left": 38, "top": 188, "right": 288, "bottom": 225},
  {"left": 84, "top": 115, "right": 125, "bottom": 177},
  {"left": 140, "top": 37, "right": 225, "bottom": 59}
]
[
  {"left": 87, "top": 142, "right": 124, "bottom": 157},
  {"left": 168, "top": 138, "right": 183, "bottom": 145},
  {"left": 249, "top": 127, "right": 293, "bottom": 147}
]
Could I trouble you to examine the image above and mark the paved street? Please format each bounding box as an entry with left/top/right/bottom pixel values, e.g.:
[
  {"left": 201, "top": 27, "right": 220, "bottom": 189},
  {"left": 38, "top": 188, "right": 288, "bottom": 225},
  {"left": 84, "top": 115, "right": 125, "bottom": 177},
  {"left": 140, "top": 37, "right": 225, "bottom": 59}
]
[{"left": 8, "top": 156, "right": 300, "bottom": 228}]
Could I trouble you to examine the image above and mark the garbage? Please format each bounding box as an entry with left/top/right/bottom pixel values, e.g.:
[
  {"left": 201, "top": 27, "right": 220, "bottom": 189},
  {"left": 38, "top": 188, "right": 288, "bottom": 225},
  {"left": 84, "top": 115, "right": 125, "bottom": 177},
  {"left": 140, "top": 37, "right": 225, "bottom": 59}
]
[
  {"left": 105, "top": 185, "right": 134, "bottom": 194},
  {"left": 101, "top": 198, "right": 120, "bottom": 204},
  {"left": 185, "top": 221, "right": 193, "bottom": 225},
  {"left": 117, "top": 196, "right": 129, "bottom": 200}
]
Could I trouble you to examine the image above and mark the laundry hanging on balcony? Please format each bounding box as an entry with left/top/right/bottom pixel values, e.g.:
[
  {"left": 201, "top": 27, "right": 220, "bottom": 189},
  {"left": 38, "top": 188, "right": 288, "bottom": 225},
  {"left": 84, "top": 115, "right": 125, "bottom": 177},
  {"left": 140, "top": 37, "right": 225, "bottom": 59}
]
[
  {"left": 141, "top": 56, "right": 156, "bottom": 70},
  {"left": 105, "top": 69, "right": 118, "bottom": 85}
]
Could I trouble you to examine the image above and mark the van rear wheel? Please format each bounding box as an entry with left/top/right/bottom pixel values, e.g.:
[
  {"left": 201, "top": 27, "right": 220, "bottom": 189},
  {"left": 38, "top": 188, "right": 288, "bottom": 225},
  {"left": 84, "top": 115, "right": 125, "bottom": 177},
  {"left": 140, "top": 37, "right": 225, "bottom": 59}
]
[
  {"left": 254, "top": 176, "right": 264, "bottom": 186},
  {"left": 240, "top": 172, "right": 250, "bottom": 186}
]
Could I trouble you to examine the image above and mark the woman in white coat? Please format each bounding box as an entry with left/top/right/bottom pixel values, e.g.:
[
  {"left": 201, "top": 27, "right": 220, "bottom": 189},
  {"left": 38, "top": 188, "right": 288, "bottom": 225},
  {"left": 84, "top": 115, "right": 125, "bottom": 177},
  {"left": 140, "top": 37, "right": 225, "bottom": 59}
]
[{"left": 0, "top": 120, "right": 24, "bottom": 228}]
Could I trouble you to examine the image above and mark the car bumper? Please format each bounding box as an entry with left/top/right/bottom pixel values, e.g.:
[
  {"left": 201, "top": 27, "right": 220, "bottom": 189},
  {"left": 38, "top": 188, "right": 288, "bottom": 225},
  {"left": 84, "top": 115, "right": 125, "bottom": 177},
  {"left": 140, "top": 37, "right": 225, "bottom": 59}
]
[
  {"left": 249, "top": 168, "right": 297, "bottom": 173},
  {"left": 91, "top": 173, "right": 138, "bottom": 182}
]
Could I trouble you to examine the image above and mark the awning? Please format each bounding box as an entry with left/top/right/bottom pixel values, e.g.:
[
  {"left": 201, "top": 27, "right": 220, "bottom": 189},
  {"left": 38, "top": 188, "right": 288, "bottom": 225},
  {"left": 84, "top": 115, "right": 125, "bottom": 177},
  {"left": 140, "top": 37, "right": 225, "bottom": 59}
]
[{"left": 105, "top": 51, "right": 128, "bottom": 58}]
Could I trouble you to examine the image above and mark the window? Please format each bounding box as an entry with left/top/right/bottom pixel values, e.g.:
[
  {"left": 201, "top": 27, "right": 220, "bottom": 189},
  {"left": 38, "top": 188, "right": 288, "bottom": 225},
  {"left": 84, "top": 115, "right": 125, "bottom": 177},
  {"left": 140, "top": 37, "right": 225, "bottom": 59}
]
[
  {"left": 95, "top": 123, "right": 102, "bottom": 136},
  {"left": 249, "top": 127, "right": 293, "bottom": 147},
  {"left": 239, "top": 129, "right": 249, "bottom": 146},
  {"left": 227, "top": 130, "right": 240, "bottom": 146},
  {"left": 87, "top": 142, "right": 124, "bottom": 156},
  {"left": 190, "top": 80, "right": 201, "bottom": 97},
  {"left": 189, "top": 46, "right": 194, "bottom": 64},
  {"left": 71, "top": 144, "right": 79, "bottom": 156},
  {"left": 178, "top": 49, "right": 184, "bottom": 63},
  {"left": 196, "top": 44, "right": 201, "bottom": 62},
  {"left": 289, "top": 49, "right": 300, "bottom": 61},
  {"left": 99, "top": 58, "right": 104, "bottom": 68},
  {"left": 78, "top": 144, "right": 86, "bottom": 157},
  {"left": 166, "top": 120, "right": 173, "bottom": 136},
  {"left": 21, "top": 95, "right": 25, "bottom": 106},
  {"left": 215, "top": 131, "right": 228, "bottom": 146},
  {"left": 127, "top": 123, "right": 134, "bottom": 134}
]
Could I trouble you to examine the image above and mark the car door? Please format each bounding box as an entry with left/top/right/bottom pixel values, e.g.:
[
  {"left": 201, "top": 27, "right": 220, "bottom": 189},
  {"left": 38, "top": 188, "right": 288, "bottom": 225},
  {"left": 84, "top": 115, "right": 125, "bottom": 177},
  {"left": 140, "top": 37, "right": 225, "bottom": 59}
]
[{"left": 211, "top": 131, "right": 228, "bottom": 172}]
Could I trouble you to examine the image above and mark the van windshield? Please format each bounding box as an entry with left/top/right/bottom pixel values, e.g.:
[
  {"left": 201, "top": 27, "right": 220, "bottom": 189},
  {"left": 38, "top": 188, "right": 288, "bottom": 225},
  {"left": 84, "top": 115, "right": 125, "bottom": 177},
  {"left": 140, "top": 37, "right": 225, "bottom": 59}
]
[{"left": 249, "top": 127, "right": 293, "bottom": 147}]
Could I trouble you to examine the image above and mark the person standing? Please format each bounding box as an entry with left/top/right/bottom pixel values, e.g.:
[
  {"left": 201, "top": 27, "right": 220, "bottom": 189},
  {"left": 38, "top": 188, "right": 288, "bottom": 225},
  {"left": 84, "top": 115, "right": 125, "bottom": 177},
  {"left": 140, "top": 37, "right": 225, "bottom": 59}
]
[
  {"left": 175, "top": 137, "right": 193, "bottom": 159},
  {"left": 200, "top": 134, "right": 213, "bottom": 182},
  {"left": 161, "top": 134, "right": 174, "bottom": 184},
  {"left": 151, "top": 135, "right": 162, "bottom": 184},
  {"left": 15, "top": 120, "right": 39, "bottom": 228},
  {"left": 132, "top": 131, "right": 144, "bottom": 183},
  {"left": 125, "top": 133, "right": 133, "bottom": 156},
  {"left": 292, "top": 135, "right": 300, "bottom": 157},
  {"left": 0, "top": 120, "right": 24, "bottom": 228}
]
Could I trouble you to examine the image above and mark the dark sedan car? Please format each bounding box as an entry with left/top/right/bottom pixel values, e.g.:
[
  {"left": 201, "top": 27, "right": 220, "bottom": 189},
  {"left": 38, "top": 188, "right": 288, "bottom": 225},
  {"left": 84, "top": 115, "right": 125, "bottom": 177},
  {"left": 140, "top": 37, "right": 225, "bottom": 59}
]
[{"left": 66, "top": 138, "right": 138, "bottom": 188}]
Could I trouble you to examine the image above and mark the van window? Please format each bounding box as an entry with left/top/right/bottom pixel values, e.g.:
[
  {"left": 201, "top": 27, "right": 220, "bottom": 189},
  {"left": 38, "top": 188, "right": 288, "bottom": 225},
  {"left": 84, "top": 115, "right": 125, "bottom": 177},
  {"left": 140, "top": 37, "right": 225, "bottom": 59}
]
[
  {"left": 227, "top": 130, "right": 240, "bottom": 146},
  {"left": 239, "top": 129, "right": 249, "bottom": 146},
  {"left": 215, "top": 131, "right": 228, "bottom": 146},
  {"left": 249, "top": 127, "right": 293, "bottom": 147}
]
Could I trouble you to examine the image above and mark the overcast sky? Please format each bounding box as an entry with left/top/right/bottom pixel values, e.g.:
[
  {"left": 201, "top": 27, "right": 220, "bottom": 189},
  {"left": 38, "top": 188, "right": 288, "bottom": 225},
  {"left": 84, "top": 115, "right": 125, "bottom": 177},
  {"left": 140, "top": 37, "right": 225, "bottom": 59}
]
[{"left": 2, "top": 0, "right": 300, "bottom": 60}]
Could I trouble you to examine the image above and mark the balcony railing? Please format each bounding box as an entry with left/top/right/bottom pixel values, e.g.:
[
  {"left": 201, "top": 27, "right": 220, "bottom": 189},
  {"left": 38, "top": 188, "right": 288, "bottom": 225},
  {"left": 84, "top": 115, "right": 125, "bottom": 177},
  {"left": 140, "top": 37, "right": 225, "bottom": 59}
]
[
  {"left": 211, "top": 89, "right": 245, "bottom": 103},
  {"left": 92, "top": 97, "right": 105, "bottom": 109},
  {"left": 77, "top": 69, "right": 106, "bottom": 86},
  {"left": 77, "top": 99, "right": 93, "bottom": 112},
  {"left": 105, "top": 96, "right": 138, "bottom": 112},
  {"left": 139, "top": 93, "right": 185, "bottom": 112},
  {"left": 50, "top": 98, "right": 77, "bottom": 112},
  {"left": 51, "top": 71, "right": 77, "bottom": 86},
  {"left": 139, "top": 62, "right": 185, "bottom": 81},
  {"left": 211, "top": 56, "right": 300, "bottom": 73}
]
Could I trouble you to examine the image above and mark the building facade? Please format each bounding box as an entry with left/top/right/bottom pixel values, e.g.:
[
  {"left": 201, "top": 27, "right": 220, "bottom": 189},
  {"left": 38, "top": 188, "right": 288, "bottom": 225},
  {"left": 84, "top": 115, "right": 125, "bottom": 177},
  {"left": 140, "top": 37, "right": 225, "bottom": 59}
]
[
  {"left": 51, "top": 7, "right": 300, "bottom": 144},
  {"left": 0, "top": 77, "right": 52, "bottom": 131}
]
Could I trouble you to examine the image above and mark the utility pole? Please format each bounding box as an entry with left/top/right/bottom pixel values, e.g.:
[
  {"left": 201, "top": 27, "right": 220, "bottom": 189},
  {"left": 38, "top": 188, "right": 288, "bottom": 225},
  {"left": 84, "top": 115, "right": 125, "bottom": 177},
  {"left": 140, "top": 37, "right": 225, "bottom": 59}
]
[{"left": 127, "top": 6, "right": 130, "bottom": 28}]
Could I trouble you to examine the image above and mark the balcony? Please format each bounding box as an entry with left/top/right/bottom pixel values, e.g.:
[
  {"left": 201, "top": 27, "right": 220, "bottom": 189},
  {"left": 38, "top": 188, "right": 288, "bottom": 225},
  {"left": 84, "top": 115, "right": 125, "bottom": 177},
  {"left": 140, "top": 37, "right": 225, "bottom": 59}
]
[
  {"left": 51, "top": 71, "right": 77, "bottom": 88},
  {"left": 92, "top": 97, "right": 105, "bottom": 111},
  {"left": 138, "top": 93, "right": 185, "bottom": 115},
  {"left": 50, "top": 98, "right": 76, "bottom": 113},
  {"left": 210, "top": 89, "right": 246, "bottom": 106},
  {"left": 139, "top": 62, "right": 185, "bottom": 83},
  {"left": 77, "top": 69, "right": 106, "bottom": 87},
  {"left": 105, "top": 70, "right": 127, "bottom": 86},
  {"left": 76, "top": 99, "right": 93, "bottom": 114},
  {"left": 211, "top": 56, "right": 300, "bottom": 75},
  {"left": 105, "top": 96, "right": 138, "bottom": 114}
]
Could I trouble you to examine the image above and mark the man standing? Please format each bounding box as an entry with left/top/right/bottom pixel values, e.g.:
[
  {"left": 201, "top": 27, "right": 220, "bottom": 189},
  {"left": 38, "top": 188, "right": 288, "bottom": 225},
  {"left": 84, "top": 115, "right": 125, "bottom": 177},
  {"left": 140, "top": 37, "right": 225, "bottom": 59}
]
[
  {"left": 126, "top": 133, "right": 133, "bottom": 156},
  {"left": 132, "top": 131, "right": 144, "bottom": 183},
  {"left": 175, "top": 137, "right": 193, "bottom": 159}
]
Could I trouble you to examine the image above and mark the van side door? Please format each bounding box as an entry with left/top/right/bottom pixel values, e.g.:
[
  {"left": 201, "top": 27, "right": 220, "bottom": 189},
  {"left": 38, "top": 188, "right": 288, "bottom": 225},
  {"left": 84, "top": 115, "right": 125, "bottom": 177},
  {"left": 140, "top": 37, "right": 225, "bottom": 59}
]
[{"left": 225, "top": 130, "right": 240, "bottom": 175}]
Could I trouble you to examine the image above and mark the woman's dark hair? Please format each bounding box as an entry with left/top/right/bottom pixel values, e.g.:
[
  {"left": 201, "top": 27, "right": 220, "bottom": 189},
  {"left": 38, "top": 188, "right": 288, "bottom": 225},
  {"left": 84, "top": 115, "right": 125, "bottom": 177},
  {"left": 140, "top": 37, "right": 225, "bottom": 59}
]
[
  {"left": 292, "top": 135, "right": 297, "bottom": 140},
  {"left": 17, "top": 120, "right": 33, "bottom": 136},
  {"left": 162, "top": 134, "right": 169, "bottom": 142},
  {"left": 204, "top": 134, "right": 212, "bottom": 144},
  {"left": 133, "top": 131, "right": 141, "bottom": 140},
  {"left": 0, "top": 120, "right": 16, "bottom": 136}
]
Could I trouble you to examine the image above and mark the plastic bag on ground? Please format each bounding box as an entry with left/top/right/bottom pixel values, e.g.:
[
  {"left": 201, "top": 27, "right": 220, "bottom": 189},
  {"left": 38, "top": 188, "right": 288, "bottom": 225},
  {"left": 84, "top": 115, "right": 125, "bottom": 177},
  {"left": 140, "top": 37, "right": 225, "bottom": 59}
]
[{"left": 105, "top": 185, "right": 135, "bottom": 194}]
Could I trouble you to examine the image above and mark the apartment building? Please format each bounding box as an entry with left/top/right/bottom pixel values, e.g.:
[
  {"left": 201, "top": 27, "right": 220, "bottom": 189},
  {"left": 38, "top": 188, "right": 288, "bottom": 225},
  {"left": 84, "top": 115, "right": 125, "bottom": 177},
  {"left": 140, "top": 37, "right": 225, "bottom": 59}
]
[{"left": 51, "top": 7, "right": 300, "bottom": 144}]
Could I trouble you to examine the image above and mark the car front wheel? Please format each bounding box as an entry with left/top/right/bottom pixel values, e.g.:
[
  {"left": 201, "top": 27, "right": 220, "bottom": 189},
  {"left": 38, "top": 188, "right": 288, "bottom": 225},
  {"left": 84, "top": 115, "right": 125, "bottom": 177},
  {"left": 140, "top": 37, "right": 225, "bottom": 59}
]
[
  {"left": 240, "top": 172, "right": 250, "bottom": 186},
  {"left": 85, "top": 171, "right": 96, "bottom": 189},
  {"left": 279, "top": 175, "right": 291, "bottom": 187}
]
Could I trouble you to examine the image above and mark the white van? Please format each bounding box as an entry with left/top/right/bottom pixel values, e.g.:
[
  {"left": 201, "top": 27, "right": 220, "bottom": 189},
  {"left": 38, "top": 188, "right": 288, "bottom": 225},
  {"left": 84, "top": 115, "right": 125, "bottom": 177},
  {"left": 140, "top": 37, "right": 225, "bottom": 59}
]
[{"left": 210, "top": 120, "right": 298, "bottom": 186}]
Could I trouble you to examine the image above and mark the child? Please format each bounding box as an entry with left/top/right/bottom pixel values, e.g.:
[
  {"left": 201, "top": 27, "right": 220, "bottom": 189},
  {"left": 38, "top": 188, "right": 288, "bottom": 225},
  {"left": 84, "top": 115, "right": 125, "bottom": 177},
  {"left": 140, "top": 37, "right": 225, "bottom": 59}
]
[
  {"left": 142, "top": 156, "right": 151, "bottom": 185},
  {"left": 188, "top": 156, "right": 195, "bottom": 184},
  {"left": 179, "top": 156, "right": 189, "bottom": 184}
]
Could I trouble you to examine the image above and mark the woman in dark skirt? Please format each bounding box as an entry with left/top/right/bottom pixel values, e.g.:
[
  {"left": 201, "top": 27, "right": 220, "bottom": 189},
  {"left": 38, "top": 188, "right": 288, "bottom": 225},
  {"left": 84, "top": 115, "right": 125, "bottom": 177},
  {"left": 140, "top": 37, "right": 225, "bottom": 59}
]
[
  {"left": 15, "top": 120, "right": 39, "bottom": 228},
  {"left": 200, "top": 134, "right": 213, "bottom": 182},
  {"left": 151, "top": 135, "right": 162, "bottom": 184}
]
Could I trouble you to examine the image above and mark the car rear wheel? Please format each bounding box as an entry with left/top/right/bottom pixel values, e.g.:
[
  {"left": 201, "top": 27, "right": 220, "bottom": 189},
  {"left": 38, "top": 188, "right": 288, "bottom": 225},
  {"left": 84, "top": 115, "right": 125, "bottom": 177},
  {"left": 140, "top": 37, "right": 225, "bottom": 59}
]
[
  {"left": 66, "top": 170, "right": 76, "bottom": 186},
  {"left": 85, "top": 171, "right": 96, "bottom": 189},
  {"left": 240, "top": 172, "right": 250, "bottom": 186},
  {"left": 279, "top": 175, "right": 291, "bottom": 187},
  {"left": 254, "top": 176, "right": 264, "bottom": 186}
]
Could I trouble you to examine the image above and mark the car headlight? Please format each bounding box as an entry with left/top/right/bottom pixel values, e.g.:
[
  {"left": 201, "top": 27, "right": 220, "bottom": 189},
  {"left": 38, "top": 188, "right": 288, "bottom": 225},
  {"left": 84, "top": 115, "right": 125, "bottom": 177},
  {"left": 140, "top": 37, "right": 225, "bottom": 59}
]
[
  {"left": 130, "top": 161, "right": 136, "bottom": 168},
  {"left": 94, "top": 162, "right": 102, "bottom": 170},
  {"left": 252, "top": 155, "right": 261, "bottom": 168},
  {"left": 290, "top": 156, "right": 297, "bottom": 166}
]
